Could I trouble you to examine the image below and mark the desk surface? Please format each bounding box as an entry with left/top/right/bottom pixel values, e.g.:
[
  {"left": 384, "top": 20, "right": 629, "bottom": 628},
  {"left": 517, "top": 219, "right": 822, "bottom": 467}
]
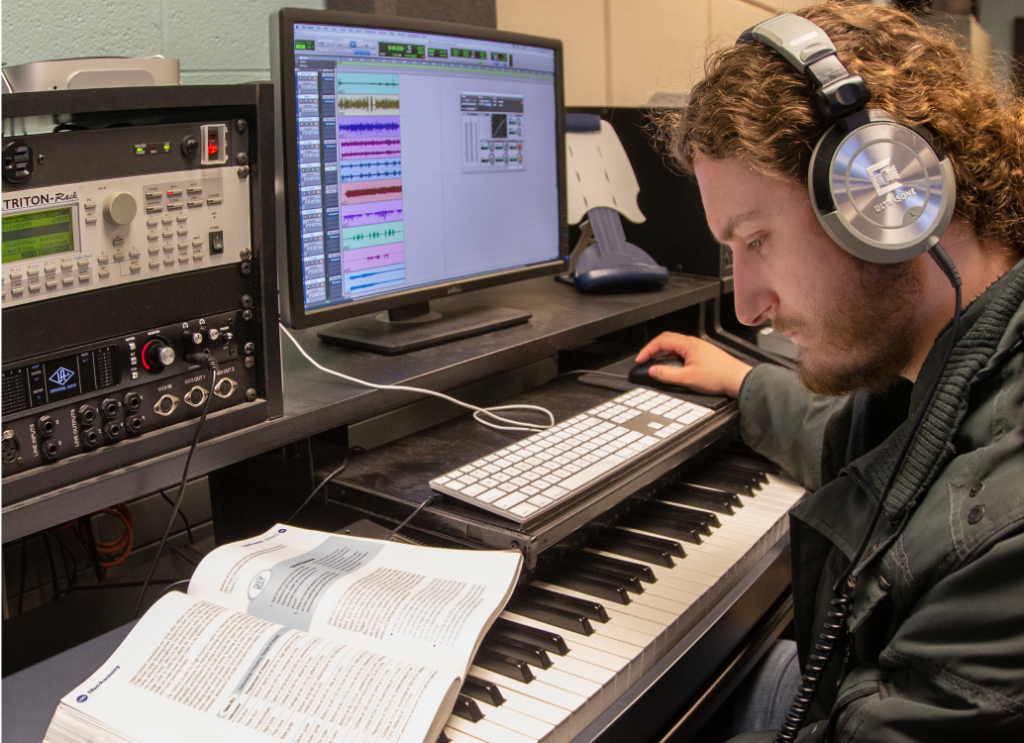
[{"left": 2, "top": 274, "right": 719, "bottom": 542}]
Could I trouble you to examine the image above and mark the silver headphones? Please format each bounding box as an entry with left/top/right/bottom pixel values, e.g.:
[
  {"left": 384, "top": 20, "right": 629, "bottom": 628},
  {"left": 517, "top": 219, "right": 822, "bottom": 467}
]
[{"left": 739, "top": 14, "right": 956, "bottom": 264}]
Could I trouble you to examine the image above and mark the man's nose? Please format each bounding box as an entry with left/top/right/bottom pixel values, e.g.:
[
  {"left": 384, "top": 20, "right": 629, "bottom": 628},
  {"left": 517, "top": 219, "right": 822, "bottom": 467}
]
[{"left": 731, "top": 256, "right": 776, "bottom": 326}]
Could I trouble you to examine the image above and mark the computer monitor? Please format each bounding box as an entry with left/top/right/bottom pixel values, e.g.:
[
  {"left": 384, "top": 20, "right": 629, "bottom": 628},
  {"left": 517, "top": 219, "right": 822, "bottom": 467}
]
[{"left": 271, "top": 9, "right": 567, "bottom": 354}]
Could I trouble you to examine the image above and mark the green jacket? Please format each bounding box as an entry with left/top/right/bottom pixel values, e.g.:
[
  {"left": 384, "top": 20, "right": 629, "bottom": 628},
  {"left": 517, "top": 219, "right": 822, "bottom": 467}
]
[{"left": 733, "top": 257, "right": 1024, "bottom": 743}]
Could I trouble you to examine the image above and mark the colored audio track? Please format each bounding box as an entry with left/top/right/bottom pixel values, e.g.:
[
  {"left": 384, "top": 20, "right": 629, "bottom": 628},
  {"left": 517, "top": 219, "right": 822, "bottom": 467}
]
[
  {"left": 337, "top": 116, "right": 401, "bottom": 138},
  {"left": 338, "top": 142, "right": 403, "bottom": 161},
  {"left": 337, "top": 95, "right": 401, "bottom": 115},
  {"left": 336, "top": 165, "right": 403, "bottom": 184},
  {"left": 345, "top": 265, "right": 407, "bottom": 295},
  {"left": 343, "top": 242, "right": 406, "bottom": 272},
  {"left": 342, "top": 199, "right": 404, "bottom": 227},
  {"left": 342, "top": 221, "right": 405, "bottom": 251},
  {"left": 336, "top": 74, "right": 399, "bottom": 96},
  {"left": 342, "top": 179, "right": 403, "bottom": 204}
]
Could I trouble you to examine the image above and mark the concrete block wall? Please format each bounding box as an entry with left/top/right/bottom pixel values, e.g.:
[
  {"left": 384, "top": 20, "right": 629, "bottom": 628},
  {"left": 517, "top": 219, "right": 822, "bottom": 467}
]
[{"left": 1, "top": 0, "right": 326, "bottom": 85}]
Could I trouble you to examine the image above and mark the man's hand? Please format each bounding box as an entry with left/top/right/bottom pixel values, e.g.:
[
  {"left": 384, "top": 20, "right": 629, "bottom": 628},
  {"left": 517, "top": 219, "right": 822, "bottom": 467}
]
[{"left": 635, "top": 333, "right": 752, "bottom": 398}]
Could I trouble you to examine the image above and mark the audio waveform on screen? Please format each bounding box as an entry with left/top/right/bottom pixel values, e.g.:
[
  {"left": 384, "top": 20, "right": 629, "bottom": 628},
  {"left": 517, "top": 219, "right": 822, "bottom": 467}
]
[
  {"left": 342, "top": 199, "right": 404, "bottom": 227},
  {"left": 337, "top": 116, "right": 401, "bottom": 137},
  {"left": 338, "top": 149, "right": 402, "bottom": 160},
  {"left": 345, "top": 227, "right": 402, "bottom": 242},
  {"left": 339, "top": 138, "right": 401, "bottom": 149},
  {"left": 336, "top": 74, "right": 399, "bottom": 96},
  {"left": 342, "top": 220, "right": 405, "bottom": 251},
  {"left": 343, "top": 182, "right": 403, "bottom": 202},
  {"left": 337, "top": 95, "right": 401, "bottom": 115}
]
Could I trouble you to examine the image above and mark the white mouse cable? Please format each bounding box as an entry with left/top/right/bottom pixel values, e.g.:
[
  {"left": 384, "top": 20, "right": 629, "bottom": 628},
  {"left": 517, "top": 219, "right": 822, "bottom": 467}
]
[{"left": 279, "top": 324, "right": 555, "bottom": 433}]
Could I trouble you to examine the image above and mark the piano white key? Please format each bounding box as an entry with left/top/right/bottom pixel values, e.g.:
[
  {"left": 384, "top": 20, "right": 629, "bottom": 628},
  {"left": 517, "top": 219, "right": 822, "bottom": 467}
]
[
  {"left": 461, "top": 683, "right": 571, "bottom": 743},
  {"left": 469, "top": 665, "right": 597, "bottom": 738},
  {"left": 447, "top": 714, "right": 547, "bottom": 743},
  {"left": 545, "top": 653, "right": 618, "bottom": 710},
  {"left": 502, "top": 610, "right": 640, "bottom": 688}
]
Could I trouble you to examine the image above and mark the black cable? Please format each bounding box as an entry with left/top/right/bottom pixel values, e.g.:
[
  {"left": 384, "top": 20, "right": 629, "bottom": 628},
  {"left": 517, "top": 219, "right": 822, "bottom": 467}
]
[
  {"left": 133, "top": 354, "right": 218, "bottom": 620},
  {"left": 156, "top": 579, "right": 191, "bottom": 601},
  {"left": 54, "top": 578, "right": 180, "bottom": 600},
  {"left": 284, "top": 456, "right": 350, "bottom": 525},
  {"left": 17, "top": 538, "right": 27, "bottom": 615},
  {"left": 775, "top": 245, "right": 963, "bottom": 742},
  {"left": 159, "top": 489, "right": 195, "bottom": 544},
  {"left": 385, "top": 494, "right": 437, "bottom": 541},
  {"left": 42, "top": 533, "right": 60, "bottom": 598}
]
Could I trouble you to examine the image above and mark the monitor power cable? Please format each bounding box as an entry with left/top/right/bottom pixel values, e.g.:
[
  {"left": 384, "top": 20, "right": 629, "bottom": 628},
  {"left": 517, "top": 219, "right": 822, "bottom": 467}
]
[
  {"left": 132, "top": 352, "right": 219, "bottom": 620},
  {"left": 280, "top": 323, "right": 555, "bottom": 433},
  {"left": 775, "top": 244, "right": 963, "bottom": 742}
]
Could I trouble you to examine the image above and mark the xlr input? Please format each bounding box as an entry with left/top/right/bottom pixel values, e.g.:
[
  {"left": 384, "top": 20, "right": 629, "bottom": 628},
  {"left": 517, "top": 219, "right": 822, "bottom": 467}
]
[
  {"left": 81, "top": 428, "right": 101, "bottom": 450},
  {"left": 123, "top": 391, "right": 142, "bottom": 413},
  {"left": 103, "top": 420, "right": 124, "bottom": 442},
  {"left": 153, "top": 394, "right": 179, "bottom": 416},
  {"left": 36, "top": 415, "right": 56, "bottom": 438},
  {"left": 2, "top": 431, "right": 19, "bottom": 464},
  {"left": 184, "top": 385, "right": 207, "bottom": 408},
  {"left": 213, "top": 377, "right": 237, "bottom": 398},
  {"left": 126, "top": 415, "right": 144, "bottom": 435},
  {"left": 101, "top": 398, "right": 119, "bottom": 419},
  {"left": 78, "top": 405, "right": 98, "bottom": 427},
  {"left": 41, "top": 439, "right": 61, "bottom": 461}
]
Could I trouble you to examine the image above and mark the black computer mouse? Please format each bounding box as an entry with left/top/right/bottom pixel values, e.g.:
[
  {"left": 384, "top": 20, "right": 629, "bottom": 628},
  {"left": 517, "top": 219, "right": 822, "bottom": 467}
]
[{"left": 628, "top": 352, "right": 685, "bottom": 386}]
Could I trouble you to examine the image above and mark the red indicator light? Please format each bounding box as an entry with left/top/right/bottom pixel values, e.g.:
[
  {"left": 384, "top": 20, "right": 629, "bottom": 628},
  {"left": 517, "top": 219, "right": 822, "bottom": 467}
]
[{"left": 207, "top": 132, "right": 219, "bottom": 158}]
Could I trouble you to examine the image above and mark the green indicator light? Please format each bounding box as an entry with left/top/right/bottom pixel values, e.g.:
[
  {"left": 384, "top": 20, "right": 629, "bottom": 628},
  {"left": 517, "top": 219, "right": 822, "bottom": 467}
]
[
  {"left": 163, "top": 143, "right": 171, "bottom": 152},
  {"left": 135, "top": 145, "right": 145, "bottom": 155}
]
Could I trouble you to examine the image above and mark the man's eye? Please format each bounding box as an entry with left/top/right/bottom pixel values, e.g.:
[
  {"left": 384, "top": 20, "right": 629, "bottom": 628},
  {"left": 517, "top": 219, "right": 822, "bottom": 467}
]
[{"left": 747, "top": 237, "right": 764, "bottom": 251}]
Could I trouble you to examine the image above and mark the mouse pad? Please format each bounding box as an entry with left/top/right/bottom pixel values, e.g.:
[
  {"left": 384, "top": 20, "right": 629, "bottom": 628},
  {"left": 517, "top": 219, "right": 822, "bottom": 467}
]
[{"left": 576, "top": 355, "right": 731, "bottom": 410}]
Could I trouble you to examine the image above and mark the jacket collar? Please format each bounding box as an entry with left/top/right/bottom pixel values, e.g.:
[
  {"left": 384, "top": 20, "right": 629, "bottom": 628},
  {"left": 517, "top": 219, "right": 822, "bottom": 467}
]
[{"left": 854, "top": 256, "right": 1024, "bottom": 525}]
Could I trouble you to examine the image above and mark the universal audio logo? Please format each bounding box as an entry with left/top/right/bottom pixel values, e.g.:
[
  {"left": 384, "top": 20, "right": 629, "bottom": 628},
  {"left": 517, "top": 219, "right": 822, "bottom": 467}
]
[
  {"left": 49, "top": 367, "right": 76, "bottom": 386},
  {"left": 866, "top": 157, "right": 917, "bottom": 212}
]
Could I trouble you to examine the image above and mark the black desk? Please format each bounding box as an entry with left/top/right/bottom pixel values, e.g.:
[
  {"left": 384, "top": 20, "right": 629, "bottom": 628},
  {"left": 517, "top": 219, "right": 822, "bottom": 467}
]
[{"left": 2, "top": 274, "right": 719, "bottom": 543}]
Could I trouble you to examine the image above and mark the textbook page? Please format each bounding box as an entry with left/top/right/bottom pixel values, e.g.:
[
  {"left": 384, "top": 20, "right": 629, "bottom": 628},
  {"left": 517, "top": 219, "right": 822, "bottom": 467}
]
[
  {"left": 187, "top": 524, "right": 523, "bottom": 677},
  {"left": 45, "top": 591, "right": 458, "bottom": 743}
]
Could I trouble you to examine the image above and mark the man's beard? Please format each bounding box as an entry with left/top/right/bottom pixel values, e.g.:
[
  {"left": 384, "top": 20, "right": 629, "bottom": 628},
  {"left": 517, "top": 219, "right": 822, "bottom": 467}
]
[{"left": 777, "top": 259, "right": 924, "bottom": 396}]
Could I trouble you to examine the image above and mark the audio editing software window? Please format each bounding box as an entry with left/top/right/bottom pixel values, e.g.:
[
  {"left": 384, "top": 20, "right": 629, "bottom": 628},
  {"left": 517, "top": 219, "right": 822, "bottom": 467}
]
[{"left": 293, "top": 23, "right": 559, "bottom": 311}]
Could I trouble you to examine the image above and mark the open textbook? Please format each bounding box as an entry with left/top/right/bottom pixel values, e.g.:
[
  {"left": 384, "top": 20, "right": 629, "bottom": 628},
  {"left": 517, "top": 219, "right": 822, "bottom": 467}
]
[{"left": 44, "top": 525, "right": 524, "bottom": 743}]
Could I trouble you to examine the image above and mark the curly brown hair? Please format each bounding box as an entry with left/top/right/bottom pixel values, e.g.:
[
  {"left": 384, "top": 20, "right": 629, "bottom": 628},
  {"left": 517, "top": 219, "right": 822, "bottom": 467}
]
[{"left": 659, "top": 1, "right": 1024, "bottom": 259}]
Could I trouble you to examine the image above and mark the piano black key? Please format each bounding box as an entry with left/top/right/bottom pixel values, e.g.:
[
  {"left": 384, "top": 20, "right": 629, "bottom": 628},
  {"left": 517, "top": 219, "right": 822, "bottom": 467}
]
[
  {"left": 677, "top": 474, "right": 755, "bottom": 496},
  {"left": 544, "top": 571, "right": 632, "bottom": 604},
  {"left": 676, "top": 462, "right": 763, "bottom": 488},
  {"left": 611, "top": 527, "right": 687, "bottom": 557},
  {"left": 715, "top": 461, "right": 770, "bottom": 484},
  {"left": 453, "top": 694, "right": 485, "bottom": 722},
  {"left": 506, "top": 599, "right": 595, "bottom": 635},
  {"left": 566, "top": 565, "right": 645, "bottom": 594},
  {"left": 492, "top": 617, "right": 569, "bottom": 655},
  {"left": 437, "top": 731, "right": 450, "bottom": 743},
  {"left": 474, "top": 646, "right": 535, "bottom": 683},
  {"left": 483, "top": 637, "right": 552, "bottom": 669},
  {"left": 631, "top": 509, "right": 711, "bottom": 537},
  {"left": 622, "top": 515, "right": 704, "bottom": 544},
  {"left": 520, "top": 586, "right": 610, "bottom": 622},
  {"left": 658, "top": 484, "right": 742, "bottom": 514},
  {"left": 462, "top": 674, "right": 506, "bottom": 706},
  {"left": 571, "top": 551, "right": 657, "bottom": 583},
  {"left": 599, "top": 529, "right": 686, "bottom": 563},
  {"left": 645, "top": 501, "right": 721, "bottom": 529}
]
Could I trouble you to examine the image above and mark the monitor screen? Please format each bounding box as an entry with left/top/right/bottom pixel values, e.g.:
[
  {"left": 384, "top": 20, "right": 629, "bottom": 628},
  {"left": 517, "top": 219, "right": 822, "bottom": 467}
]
[{"left": 273, "top": 9, "right": 566, "bottom": 349}]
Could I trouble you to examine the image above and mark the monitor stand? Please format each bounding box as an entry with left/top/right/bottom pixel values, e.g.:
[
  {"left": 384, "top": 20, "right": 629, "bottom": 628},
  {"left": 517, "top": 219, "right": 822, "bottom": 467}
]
[{"left": 316, "top": 301, "right": 531, "bottom": 355}]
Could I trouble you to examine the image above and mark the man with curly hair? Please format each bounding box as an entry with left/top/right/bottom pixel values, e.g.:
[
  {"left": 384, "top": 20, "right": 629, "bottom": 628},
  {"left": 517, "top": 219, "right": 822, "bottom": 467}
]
[{"left": 637, "top": 2, "right": 1024, "bottom": 741}]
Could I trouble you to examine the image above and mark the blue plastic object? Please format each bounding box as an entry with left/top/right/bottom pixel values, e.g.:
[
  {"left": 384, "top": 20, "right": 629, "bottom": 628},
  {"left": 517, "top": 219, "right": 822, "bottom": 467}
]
[{"left": 572, "top": 207, "right": 669, "bottom": 293}]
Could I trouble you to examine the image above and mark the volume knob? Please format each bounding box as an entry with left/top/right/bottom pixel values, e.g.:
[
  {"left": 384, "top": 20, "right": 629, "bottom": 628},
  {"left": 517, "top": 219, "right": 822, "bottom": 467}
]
[
  {"left": 141, "top": 339, "right": 175, "bottom": 372},
  {"left": 103, "top": 192, "right": 138, "bottom": 225}
]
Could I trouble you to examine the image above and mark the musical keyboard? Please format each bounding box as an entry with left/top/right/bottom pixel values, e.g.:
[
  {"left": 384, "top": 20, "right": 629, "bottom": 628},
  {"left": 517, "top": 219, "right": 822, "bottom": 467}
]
[{"left": 443, "top": 453, "right": 805, "bottom": 743}]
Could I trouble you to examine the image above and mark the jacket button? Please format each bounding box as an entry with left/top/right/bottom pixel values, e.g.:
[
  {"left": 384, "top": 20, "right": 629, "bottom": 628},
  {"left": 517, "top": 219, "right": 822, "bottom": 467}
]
[
  {"left": 968, "top": 505, "right": 986, "bottom": 524},
  {"left": 969, "top": 482, "right": 984, "bottom": 497}
]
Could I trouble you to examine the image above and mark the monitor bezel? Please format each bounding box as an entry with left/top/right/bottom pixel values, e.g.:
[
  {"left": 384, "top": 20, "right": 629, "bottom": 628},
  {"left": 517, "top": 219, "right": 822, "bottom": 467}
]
[{"left": 272, "top": 7, "right": 568, "bottom": 330}]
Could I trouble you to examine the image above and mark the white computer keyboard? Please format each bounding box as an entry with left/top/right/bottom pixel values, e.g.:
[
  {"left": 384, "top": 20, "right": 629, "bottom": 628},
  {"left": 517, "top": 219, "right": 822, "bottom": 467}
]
[{"left": 429, "top": 388, "right": 715, "bottom": 525}]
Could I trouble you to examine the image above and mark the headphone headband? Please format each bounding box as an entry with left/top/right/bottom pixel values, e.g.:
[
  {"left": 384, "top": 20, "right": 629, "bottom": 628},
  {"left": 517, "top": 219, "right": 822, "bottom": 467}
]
[
  {"left": 736, "top": 13, "right": 955, "bottom": 263},
  {"left": 740, "top": 14, "right": 870, "bottom": 120}
]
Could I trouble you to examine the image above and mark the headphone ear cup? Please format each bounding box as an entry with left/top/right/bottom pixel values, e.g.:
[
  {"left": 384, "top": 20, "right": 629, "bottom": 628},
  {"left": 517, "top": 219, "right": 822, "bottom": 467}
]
[{"left": 808, "top": 112, "right": 956, "bottom": 264}]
